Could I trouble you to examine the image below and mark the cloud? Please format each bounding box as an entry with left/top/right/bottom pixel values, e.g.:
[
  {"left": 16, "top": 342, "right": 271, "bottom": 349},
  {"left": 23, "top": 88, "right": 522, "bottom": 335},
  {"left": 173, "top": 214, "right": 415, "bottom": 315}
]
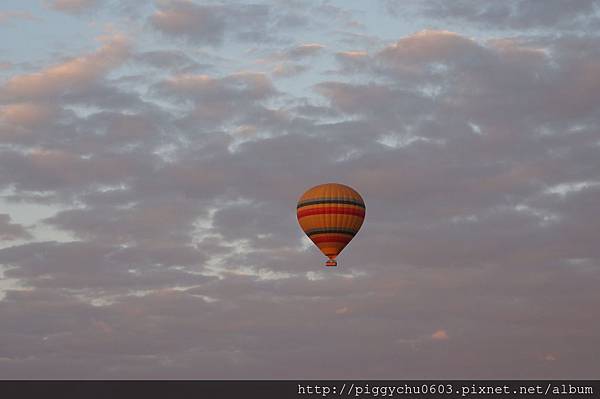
[
  {"left": 378, "top": 30, "right": 483, "bottom": 68},
  {"left": 150, "top": 1, "right": 228, "bottom": 46},
  {"left": 0, "top": 147, "right": 149, "bottom": 192},
  {"left": 0, "top": 241, "right": 211, "bottom": 292},
  {"left": 156, "top": 71, "right": 279, "bottom": 129},
  {"left": 149, "top": 1, "right": 299, "bottom": 46},
  {"left": 134, "top": 50, "right": 209, "bottom": 72},
  {"left": 271, "top": 63, "right": 308, "bottom": 78},
  {"left": 0, "top": 102, "right": 59, "bottom": 127},
  {"left": 410, "top": 0, "right": 600, "bottom": 31},
  {"left": 262, "top": 43, "right": 325, "bottom": 77},
  {"left": 331, "top": 30, "right": 600, "bottom": 127},
  {"left": 0, "top": 11, "right": 37, "bottom": 24},
  {"left": 149, "top": 1, "right": 324, "bottom": 46},
  {"left": 46, "top": 0, "right": 99, "bottom": 14},
  {"left": 284, "top": 43, "right": 325, "bottom": 60},
  {"left": 44, "top": 197, "right": 208, "bottom": 246},
  {"left": 0, "top": 214, "right": 32, "bottom": 241},
  {"left": 0, "top": 34, "right": 129, "bottom": 102},
  {"left": 161, "top": 72, "right": 276, "bottom": 103},
  {"left": 334, "top": 51, "right": 369, "bottom": 73}
]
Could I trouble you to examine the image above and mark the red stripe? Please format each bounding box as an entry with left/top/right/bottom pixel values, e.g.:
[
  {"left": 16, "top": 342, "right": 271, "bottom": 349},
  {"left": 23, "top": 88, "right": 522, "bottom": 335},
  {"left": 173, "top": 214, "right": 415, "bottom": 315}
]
[
  {"left": 312, "top": 235, "right": 352, "bottom": 244},
  {"left": 297, "top": 207, "right": 365, "bottom": 219}
]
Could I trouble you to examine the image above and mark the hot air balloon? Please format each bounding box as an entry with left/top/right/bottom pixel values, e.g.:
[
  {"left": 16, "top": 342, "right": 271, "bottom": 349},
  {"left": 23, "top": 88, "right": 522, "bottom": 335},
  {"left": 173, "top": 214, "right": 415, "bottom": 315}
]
[{"left": 297, "top": 183, "right": 365, "bottom": 267}]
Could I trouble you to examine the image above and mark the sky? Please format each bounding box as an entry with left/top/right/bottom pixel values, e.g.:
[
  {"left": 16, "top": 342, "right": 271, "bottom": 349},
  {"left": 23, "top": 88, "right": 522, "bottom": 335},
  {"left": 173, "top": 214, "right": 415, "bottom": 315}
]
[{"left": 0, "top": 0, "right": 600, "bottom": 379}]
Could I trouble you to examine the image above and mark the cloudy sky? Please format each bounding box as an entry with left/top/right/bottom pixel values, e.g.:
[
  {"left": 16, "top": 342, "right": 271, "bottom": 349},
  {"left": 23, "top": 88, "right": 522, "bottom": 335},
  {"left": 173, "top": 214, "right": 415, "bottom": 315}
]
[{"left": 1, "top": 0, "right": 600, "bottom": 379}]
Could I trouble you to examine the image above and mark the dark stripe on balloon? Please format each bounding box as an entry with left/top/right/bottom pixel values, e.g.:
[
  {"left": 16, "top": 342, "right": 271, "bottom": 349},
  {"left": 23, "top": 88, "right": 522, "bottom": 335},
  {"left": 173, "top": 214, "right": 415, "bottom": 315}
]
[
  {"left": 297, "top": 207, "right": 365, "bottom": 219},
  {"left": 305, "top": 228, "right": 357, "bottom": 237},
  {"left": 312, "top": 235, "right": 352, "bottom": 244},
  {"left": 297, "top": 198, "right": 365, "bottom": 209}
]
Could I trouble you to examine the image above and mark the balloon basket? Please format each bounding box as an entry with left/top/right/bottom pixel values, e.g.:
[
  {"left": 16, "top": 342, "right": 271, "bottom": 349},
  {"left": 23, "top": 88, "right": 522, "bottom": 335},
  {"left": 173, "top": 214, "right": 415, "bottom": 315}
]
[{"left": 325, "top": 260, "right": 337, "bottom": 267}]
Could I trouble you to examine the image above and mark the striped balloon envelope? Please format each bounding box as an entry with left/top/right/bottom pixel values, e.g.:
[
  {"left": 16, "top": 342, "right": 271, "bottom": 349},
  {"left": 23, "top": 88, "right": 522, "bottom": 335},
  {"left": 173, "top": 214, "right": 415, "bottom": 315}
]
[{"left": 296, "top": 183, "right": 365, "bottom": 267}]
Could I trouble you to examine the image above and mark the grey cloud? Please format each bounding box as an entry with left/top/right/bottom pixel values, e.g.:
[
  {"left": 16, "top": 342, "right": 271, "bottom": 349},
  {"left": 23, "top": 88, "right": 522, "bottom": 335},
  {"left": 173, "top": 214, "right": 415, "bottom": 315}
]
[
  {"left": 0, "top": 214, "right": 32, "bottom": 241},
  {"left": 134, "top": 50, "right": 211, "bottom": 72},
  {"left": 150, "top": 1, "right": 227, "bottom": 46},
  {"left": 284, "top": 43, "right": 325, "bottom": 60},
  {"left": 46, "top": 0, "right": 99, "bottom": 15},
  {"left": 331, "top": 30, "right": 600, "bottom": 127},
  {"left": 413, "top": 0, "right": 600, "bottom": 31},
  {"left": 0, "top": 241, "right": 211, "bottom": 292},
  {"left": 154, "top": 72, "right": 280, "bottom": 129},
  {"left": 271, "top": 63, "right": 308, "bottom": 78},
  {"left": 61, "top": 82, "right": 156, "bottom": 112},
  {"left": 0, "top": 148, "right": 151, "bottom": 192},
  {"left": 158, "top": 72, "right": 277, "bottom": 103},
  {"left": 0, "top": 262, "right": 598, "bottom": 378},
  {"left": 150, "top": 1, "right": 291, "bottom": 46},
  {"left": 44, "top": 197, "right": 207, "bottom": 247},
  {"left": 0, "top": 11, "right": 37, "bottom": 25},
  {"left": 265, "top": 43, "right": 325, "bottom": 77}
]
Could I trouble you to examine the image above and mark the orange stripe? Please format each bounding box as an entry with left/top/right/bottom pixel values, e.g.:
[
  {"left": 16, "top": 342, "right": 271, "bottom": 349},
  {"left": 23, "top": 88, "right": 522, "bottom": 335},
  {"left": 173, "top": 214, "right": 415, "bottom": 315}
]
[{"left": 297, "top": 207, "right": 365, "bottom": 219}]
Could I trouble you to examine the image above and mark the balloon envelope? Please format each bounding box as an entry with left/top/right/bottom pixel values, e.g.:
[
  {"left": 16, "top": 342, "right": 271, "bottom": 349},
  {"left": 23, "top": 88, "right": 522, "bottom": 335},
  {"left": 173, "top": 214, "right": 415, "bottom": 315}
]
[{"left": 296, "top": 183, "right": 365, "bottom": 267}]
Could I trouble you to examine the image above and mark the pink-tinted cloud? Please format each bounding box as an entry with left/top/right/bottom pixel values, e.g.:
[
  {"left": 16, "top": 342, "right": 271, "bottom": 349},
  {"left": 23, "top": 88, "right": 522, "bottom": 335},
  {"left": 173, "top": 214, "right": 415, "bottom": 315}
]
[
  {"left": 0, "top": 11, "right": 37, "bottom": 24},
  {"left": 45, "top": 0, "right": 99, "bottom": 14},
  {"left": 0, "top": 102, "right": 59, "bottom": 127},
  {"left": 0, "top": 35, "right": 129, "bottom": 101}
]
